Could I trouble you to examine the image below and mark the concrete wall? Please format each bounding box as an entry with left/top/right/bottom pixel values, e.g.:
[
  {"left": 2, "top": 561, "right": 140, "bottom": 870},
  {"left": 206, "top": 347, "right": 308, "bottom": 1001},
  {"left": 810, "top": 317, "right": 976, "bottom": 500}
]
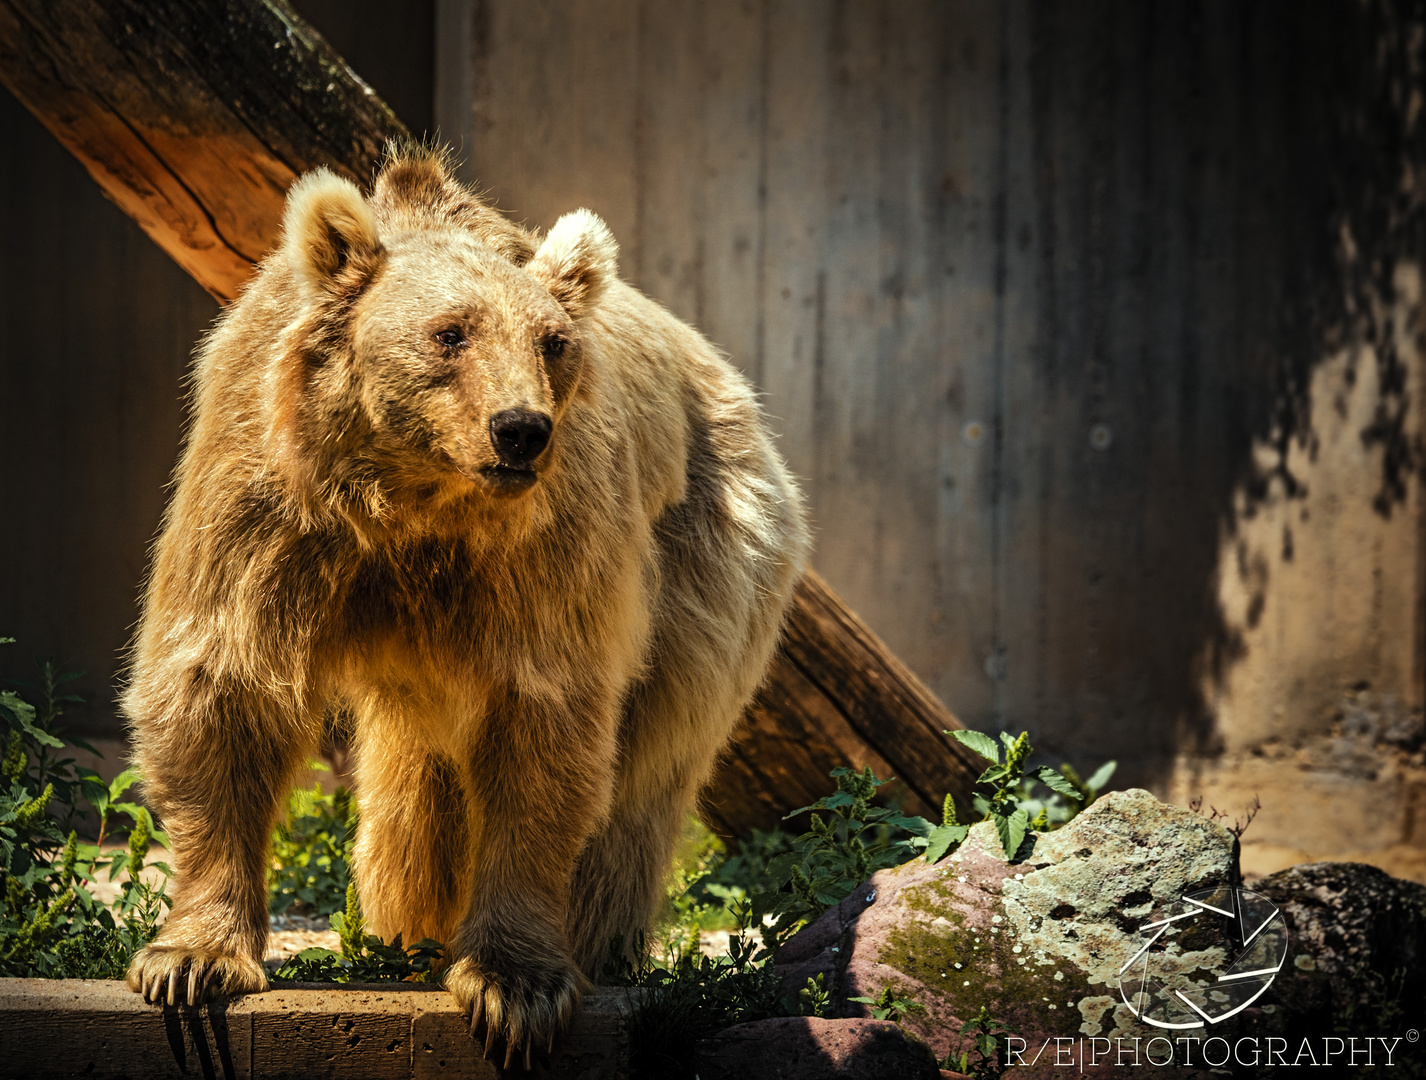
[{"left": 434, "top": 0, "right": 1426, "bottom": 877}]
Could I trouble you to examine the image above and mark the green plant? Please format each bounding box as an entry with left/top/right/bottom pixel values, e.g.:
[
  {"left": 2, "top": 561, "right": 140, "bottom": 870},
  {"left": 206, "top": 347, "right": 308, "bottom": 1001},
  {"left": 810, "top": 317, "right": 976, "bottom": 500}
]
[
  {"left": 653, "top": 817, "right": 802, "bottom": 964},
  {"left": 652, "top": 814, "right": 736, "bottom": 962},
  {"left": 616, "top": 908, "right": 825, "bottom": 1080},
  {"left": 752, "top": 766, "right": 935, "bottom": 949},
  {"left": 797, "top": 972, "right": 831, "bottom": 1018},
  {"left": 1016, "top": 759, "right": 1117, "bottom": 831},
  {"left": 0, "top": 646, "right": 172, "bottom": 978},
  {"left": 268, "top": 765, "right": 355, "bottom": 917},
  {"left": 946, "top": 729, "right": 1115, "bottom": 860},
  {"left": 847, "top": 984, "right": 925, "bottom": 1023},
  {"left": 947, "top": 1004, "right": 1018, "bottom": 1079},
  {"left": 272, "top": 879, "right": 443, "bottom": 983}
]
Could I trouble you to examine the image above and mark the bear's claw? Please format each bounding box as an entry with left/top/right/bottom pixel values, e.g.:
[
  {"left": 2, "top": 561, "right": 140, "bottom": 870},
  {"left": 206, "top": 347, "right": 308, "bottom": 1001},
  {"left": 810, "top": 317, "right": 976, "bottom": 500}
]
[
  {"left": 445, "top": 953, "right": 579, "bottom": 1072},
  {"left": 127, "top": 944, "right": 267, "bottom": 1006}
]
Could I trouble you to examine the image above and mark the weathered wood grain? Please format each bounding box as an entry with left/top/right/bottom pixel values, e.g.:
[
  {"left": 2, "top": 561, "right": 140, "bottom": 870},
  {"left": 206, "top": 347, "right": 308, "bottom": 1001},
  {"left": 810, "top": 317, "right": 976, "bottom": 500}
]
[
  {"left": 706, "top": 571, "right": 981, "bottom": 835},
  {"left": 0, "top": 0, "right": 407, "bottom": 302}
]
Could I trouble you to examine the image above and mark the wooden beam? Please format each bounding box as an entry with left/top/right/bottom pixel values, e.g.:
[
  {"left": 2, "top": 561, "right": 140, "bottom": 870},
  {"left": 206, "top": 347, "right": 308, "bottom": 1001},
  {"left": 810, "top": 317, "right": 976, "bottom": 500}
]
[
  {"left": 0, "top": 0, "right": 406, "bottom": 302},
  {"left": 0, "top": 0, "right": 983, "bottom": 832},
  {"left": 706, "top": 571, "right": 981, "bottom": 836}
]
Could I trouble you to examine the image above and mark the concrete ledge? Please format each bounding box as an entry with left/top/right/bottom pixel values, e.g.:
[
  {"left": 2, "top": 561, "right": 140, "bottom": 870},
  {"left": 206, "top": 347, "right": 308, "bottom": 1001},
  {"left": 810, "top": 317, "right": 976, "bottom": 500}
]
[{"left": 0, "top": 979, "right": 632, "bottom": 1079}]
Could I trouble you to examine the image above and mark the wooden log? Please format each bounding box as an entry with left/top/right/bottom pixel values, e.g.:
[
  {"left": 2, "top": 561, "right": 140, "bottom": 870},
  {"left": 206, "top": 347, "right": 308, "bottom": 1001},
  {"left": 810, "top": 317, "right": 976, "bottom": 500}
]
[
  {"left": 0, "top": 0, "right": 406, "bottom": 302},
  {"left": 0, "top": 0, "right": 984, "bottom": 833},
  {"left": 704, "top": 571, "right": 983, "bottom": 837}
]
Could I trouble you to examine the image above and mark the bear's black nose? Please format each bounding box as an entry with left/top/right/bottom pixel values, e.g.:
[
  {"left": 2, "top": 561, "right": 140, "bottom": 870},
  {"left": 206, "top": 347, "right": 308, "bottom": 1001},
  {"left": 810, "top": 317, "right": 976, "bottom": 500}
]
[{"left": 490, "top": 408, "right": 553, "bottom": 467}]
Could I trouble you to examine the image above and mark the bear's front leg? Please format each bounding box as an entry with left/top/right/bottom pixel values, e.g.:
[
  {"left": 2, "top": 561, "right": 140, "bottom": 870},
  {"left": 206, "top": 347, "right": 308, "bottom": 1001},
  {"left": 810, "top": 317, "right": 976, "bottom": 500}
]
[
  {"left": 125, "top": 673, "right": 315, "bottom": 1005},
  {"left": 444, "top": 686, "right": 617, "bottom": 1071}
]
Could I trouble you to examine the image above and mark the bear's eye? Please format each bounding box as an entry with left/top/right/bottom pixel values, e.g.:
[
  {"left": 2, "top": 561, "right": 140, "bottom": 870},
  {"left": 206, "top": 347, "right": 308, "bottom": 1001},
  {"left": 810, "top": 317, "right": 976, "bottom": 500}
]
[
  {"left": 540, "top": 334, "right": 567, "bottom": 362},
  {"left": 434, "top": 327, "right": 466, "bottom": 350}
]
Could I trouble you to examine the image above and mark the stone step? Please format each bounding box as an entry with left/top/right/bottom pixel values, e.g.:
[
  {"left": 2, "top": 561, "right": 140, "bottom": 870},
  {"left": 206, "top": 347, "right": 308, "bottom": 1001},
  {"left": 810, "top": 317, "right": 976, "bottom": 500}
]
[{"left": 0, "top": 978, "right": 631, "bottom": 1079}]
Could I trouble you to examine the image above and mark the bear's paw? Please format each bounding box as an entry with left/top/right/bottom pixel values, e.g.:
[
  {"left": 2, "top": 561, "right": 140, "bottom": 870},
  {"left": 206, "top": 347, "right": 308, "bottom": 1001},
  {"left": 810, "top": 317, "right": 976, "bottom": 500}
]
[
  {"left": 444, "top": 950, "right": 583, "bottom": 1071},
  {"left": 126, "top": 942, "right": 268, "bottom": 1006}
]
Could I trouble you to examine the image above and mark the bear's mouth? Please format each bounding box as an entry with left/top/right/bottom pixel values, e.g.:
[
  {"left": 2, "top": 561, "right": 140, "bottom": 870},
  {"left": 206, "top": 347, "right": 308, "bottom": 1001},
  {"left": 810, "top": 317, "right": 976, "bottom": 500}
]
[{"left": 480, "top": 464, "right": 538, "bottom": 493}]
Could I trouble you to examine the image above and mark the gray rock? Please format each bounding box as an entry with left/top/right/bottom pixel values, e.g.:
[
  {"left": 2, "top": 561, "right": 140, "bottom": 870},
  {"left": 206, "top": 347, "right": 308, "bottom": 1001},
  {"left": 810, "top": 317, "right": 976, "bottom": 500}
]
[
  {"left": 778, "top": 790, "right": 1239, "bottom": 1077},
  {"left": 774, "top": 788, "right": 1426, "bottom": 1077}
]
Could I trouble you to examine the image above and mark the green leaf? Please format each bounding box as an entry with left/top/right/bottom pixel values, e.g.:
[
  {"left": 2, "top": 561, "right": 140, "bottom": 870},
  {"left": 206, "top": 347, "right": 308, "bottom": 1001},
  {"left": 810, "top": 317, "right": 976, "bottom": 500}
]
[
  {"left": 975, "top": 764, "right": 1009, "bottom": 786},
  {"left": 1085, "top": 760, "right": 1117, "bottom": 794},
  {"left": 78, "top": 776, "right": 109, "bottom": 808},
  {"left": 66, "top": 734, "right": 102, "bottom": 756},
  {"left": 107, "top": 768, "right": 142, "bottom": 803},
  {"left": 882, "top": 813, "right": 933, "bottom": 837},
  {"left": 1034, "top": 766, "right": 1083, "bottom": 801},
  {"left": 949, "top": 729, "right": 1000, "bottom": 764},
  {"left": 0, "top": 691, "right": 63, "bottom": 748},
  {"left": 923, "top": 823, "right": 969, "bottom": 864},
  {"left": 991, "top": 807, "right": 1029, "bottom": 861}
]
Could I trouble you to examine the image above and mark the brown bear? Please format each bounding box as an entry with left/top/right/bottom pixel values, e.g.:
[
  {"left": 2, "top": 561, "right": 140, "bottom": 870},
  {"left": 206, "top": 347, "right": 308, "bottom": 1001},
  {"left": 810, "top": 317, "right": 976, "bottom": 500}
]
[{"left": 122, "top": 147, "right": 808, "bottom": 1066}]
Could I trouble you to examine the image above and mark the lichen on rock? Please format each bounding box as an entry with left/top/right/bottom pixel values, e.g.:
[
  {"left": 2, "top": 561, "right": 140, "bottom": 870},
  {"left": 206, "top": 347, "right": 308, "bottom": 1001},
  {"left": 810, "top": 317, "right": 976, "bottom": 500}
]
[
  {"left": 777, "top": 789, "right": 1240, "bottom": 1073},
  {"left": 774, "top": 787, "right": 1426, "bottom": 1076}
]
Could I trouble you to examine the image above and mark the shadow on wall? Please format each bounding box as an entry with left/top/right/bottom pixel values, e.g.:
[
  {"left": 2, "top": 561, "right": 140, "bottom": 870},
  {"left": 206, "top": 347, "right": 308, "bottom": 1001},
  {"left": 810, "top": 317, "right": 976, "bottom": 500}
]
[
  {"left": 1169, "top": 1, "right": 1425, "bottom": 764},
  {"left": 987, "top": 0, "right": 1423, "bottom": 786}
]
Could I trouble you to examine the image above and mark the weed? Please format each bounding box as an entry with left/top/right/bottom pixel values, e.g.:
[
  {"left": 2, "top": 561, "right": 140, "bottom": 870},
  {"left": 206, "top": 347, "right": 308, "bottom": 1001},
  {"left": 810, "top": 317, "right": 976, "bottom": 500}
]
[
  {"left": 947, "top": 729, "right": 1116, "bottom": 860},
  {"left": 947, "top": 1003, "right": 1018, "bottom": 1079},
  {"left": 268, "top": 765, "right": 354, "bottom": 917},
  {"left": 752, "top": 766, "right": 936, "bottom": 949},
  {"left": 614, "top": 910, "right": 824, "bottom": 1080},
  {"left": 271, "top": 879, "right": 443, "bottom": 983},
  {"left": 848, "top": 984, "right": 926, "bottom": 1023},
  {"left": 0, "top": 645, "right": 172, "bottom": 978}
]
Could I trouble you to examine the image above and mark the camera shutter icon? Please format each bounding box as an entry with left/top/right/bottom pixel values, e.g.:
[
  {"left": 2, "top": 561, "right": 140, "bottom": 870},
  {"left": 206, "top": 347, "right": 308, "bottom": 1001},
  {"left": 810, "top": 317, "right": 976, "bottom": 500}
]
[{"left": 1118, "top": 885, "right": 1289, "bottom": 1029}]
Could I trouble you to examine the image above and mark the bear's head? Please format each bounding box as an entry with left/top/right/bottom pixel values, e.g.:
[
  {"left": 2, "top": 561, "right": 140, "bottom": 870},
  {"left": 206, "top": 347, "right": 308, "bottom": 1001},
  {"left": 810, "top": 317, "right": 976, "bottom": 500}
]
[{"left": 267, "top": 148, "right": 617, "bottom": 529}]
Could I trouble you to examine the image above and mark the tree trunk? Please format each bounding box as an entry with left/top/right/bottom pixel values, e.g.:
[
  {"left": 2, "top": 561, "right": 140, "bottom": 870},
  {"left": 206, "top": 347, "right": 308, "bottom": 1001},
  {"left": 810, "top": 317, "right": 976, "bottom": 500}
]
[
  {"left": 0, "top": 0, "right": 405, "bottom": 302},
  {"left": 705, "top": 571, "right": 982, "bottom": 836},
  {"left": 0, "top": 0, "right": 984, "bottom": 836}
]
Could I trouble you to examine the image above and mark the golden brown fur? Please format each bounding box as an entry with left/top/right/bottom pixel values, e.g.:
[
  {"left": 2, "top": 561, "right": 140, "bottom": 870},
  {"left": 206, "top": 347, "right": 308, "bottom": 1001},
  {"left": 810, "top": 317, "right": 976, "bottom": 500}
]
[{"left": 122, "top": 148, "right": 808, "bottom": 1064}]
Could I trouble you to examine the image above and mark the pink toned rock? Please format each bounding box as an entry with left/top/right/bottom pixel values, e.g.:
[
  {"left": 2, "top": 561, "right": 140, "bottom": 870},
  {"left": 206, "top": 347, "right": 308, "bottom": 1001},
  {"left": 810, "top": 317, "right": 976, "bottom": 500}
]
[
  {"left": 775, "top": 790, "right": 1238, "bottom": 1079},
  {"left": 774, "top": 789, "right": 1426, "bottom": 1078},
  {"left": 695, "top": 1016, "right": 940, "bottom": 1080}
]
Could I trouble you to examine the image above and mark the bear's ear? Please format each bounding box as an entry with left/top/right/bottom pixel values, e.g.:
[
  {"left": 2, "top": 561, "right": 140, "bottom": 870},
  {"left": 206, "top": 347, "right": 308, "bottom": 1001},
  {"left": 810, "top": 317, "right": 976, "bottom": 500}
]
[
  {"left": 282, "top": 168, "right": 383, "bottom": 296},
  {"left": 527, "top": 210, "right": 619, "bottom": 318},
  {"left": 372, "top": 144, "right": 458, "bottom": 211}
]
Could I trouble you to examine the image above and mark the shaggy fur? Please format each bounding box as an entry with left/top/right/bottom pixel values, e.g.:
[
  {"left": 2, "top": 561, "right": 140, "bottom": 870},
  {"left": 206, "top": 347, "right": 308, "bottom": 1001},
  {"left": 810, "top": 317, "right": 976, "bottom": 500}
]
[{"left": 122, "top": 148, "right": 808, "bottom": 1065}]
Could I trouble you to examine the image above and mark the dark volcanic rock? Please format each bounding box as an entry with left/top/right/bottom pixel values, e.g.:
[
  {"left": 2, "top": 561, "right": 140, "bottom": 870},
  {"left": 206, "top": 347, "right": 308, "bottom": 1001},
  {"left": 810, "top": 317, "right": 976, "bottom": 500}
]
[{"left": 1252, "top": 861, "right": 1426, "bottom": 1043}]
